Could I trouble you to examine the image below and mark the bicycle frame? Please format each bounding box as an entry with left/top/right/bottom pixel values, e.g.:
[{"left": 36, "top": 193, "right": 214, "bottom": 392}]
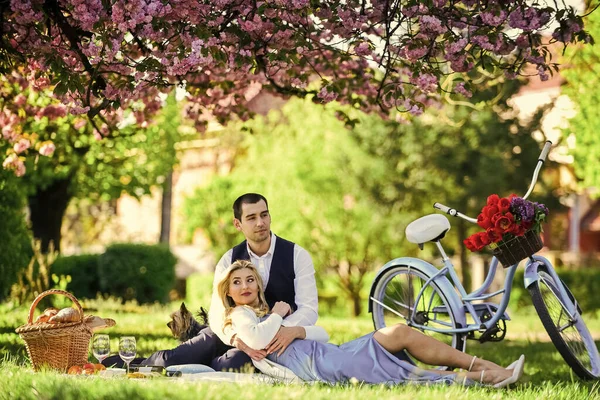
[
  {"left": 378, "top": 249, "right": 520, "bottom": 335},
  {"left": 370, "top": 245, "right": 574, "bottom": 337}
]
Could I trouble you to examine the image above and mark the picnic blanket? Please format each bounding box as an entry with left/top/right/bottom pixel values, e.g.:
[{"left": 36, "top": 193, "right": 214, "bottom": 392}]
[{"left": 166, "top": 363, "right": 300, "bottom": 385}]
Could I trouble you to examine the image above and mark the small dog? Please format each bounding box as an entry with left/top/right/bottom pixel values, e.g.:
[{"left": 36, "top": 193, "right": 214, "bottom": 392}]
[{"left": 167, "top": 302, "right": 209, "bottom": 342}]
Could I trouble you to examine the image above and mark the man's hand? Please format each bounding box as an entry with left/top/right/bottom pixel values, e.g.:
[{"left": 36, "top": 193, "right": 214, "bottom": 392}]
[
  {"left": 266, "top": 326, "right": 306, "bottom": 356},
  {"left": 232, "top": 335, "right": 267, "bottom": 361}
]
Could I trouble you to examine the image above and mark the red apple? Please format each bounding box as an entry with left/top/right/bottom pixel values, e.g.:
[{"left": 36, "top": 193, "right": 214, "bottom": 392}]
[
  {"left": 82, "top": 363, "right": 96, "bottom": 375},
  {"left": 67, "top": 365, "right": 82, "bottom": 375}
]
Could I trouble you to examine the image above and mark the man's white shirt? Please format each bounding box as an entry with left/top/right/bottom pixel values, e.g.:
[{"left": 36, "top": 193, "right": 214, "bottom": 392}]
[{"left": 208, "top": 233, "right": 319, "bottom": 345}]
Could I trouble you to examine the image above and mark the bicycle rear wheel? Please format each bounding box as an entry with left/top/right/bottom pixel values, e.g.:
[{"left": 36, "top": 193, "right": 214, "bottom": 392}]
[
  {"left": 370, "top": 265, "right": 466, "bottom": 369},
  {"left": 528, "top": 268, "right": 600, "bottom": 379}
]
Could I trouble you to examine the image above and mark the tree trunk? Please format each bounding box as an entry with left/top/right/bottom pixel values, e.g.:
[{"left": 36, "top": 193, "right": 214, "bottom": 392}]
[
  {"left": 351, "top": 291, "right": 362, "bottom": 316},
  {"left": 457, "top": 219, "right": 471, "bottom": 292},
  {"left": 159, "top": 170, "right": 173, "bottom": 245},
  {"left": 28, "top": 176, "right": 73, "bottom": 253}
]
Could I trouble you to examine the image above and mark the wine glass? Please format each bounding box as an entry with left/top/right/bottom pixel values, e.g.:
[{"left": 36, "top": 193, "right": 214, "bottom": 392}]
[
  {"left": 119, "top": 336, "right": 136, "bottom": 373},
  {"left": 92, "top": 334, "right": 111, "bottom": 364}
]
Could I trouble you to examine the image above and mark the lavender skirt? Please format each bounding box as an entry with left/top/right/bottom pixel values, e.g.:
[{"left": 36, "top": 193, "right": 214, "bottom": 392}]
[{"left": 267, "top": 332, "right": 461, "bottom": 385}]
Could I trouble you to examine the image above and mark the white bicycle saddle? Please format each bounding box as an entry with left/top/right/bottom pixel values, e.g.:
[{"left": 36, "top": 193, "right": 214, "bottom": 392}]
[{"left": 405, "top": 214, "right": 451, "bottom": 245}]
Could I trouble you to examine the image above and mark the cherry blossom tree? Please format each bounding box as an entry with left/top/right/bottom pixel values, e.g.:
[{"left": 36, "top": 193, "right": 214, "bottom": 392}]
[
  {"left": 0, "top": 0, "right": 593, "bottom": 175},
  {"left": 0, "top": 69, "right": 183, "bottom": 252}
]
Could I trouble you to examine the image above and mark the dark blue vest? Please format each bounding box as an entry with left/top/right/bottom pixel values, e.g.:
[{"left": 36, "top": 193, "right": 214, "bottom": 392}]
[{"left": 230, "top": 235, "right": 297, "bottom": 311}]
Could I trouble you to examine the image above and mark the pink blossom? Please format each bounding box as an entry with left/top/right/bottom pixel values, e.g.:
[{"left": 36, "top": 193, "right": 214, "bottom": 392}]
[
  {"left": 2, "top": 153, "right": 26, "bottom": 177},
  {"left": 73, "top": 118, "right": 88, "bottom": 130},
  {"left": 354, "top": 42, "right": 371, "bottom": 56},
  {"left": 70, "top": 106, "right": 91, "bottom": 115},
  {"left": 537, "top": 65, "right": 549, "bottom": 82},
  {"left": 14, "top": 94, "right": 27, "bottom": 106},
  {"left": 39, "top": 142, "right": 56, "bottom": 156},
  {"left": 39, "top": 105, "right": 67, "bottom": 119},
  {"left": 0, "top": 0, "right": 589, "bottom": 155},
  {"left": 399, "top": 44, "right": 429, "bottom": 61},
  {"left": 454, "top": 82, "right": 472, "bottom": 98},
  {"left": 419, "top": 16, "right": 446, "bottom": 36},
  {"left": 317, "top": 86, "right": 339, "bottom": 103},
  {"left": 508, "top": 7, "right": 551, "bottom": 31},
  {"left": 413, "top": 73, "right": 438, "bottom": 93},
  {"left": 13, "top": 138, "right": 31, "bottom": 154},
  {"left": 403, "top": 99, "right": 423, "bottom": 116},
  {"left": 480, "top": 9, "right": 508, "bottom": 27}
]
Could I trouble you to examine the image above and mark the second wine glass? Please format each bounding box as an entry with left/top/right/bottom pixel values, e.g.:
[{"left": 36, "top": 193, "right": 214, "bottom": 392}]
[
  {"left": 118, "top": 336, "right": 136, "bottom": 373},
  {"left": 92, "top": 334, "right": 110, "bottom": 364}
]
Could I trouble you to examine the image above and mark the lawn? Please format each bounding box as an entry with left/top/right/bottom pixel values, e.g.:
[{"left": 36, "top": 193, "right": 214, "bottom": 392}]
[{"left": 1, "top": 298, "right": 600, "bottom": 400}]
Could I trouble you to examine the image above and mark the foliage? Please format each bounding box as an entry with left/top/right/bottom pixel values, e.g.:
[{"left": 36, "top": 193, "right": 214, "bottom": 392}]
[
  {"left": 52, "top": 254, "right": 103, "bottom": 300},
  {"left": 97, "top": 243, "right": 177, "bottom": 304},
  {"left": 0, "top": 71, "right": 184, "bottom": 250},
  {"left": 0, "top": 169, "right": 31, "bottom": 301},
  {"left": 511, "top": 267, "right": 600, "bottom": 312},
  {"left": 0, "top": 72, "right": 182, "bottom": 200},
  {"left": 182, "top": 98, "right": 405, "bottom": 316},
  {"left": 0, "top": 1, "right": 592, "bottom": 172},
  {"left": 562, "top": 9, "right": 600, "bottom": 194},
  {"left": 348, "top": 79, "right": 559, "bottom": 289},
  {"left": 9, "top": 240, "right": 58, "bottom": 306}
]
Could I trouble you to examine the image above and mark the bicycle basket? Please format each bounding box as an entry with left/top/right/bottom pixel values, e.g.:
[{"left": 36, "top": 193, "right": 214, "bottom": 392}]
[{"left": 490, "top": 229, "right": 543, "bottom": 268}]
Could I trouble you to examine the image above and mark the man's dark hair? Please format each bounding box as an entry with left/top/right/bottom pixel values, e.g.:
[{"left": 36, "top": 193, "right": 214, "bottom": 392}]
[{"left": 233, "top": 193, "right": 268, "bottom": 220}]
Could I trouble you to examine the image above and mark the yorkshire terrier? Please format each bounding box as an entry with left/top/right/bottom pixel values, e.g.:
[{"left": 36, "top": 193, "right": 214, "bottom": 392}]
[{"left": 167, "top": 302, "right": 209, "bottom": 342}]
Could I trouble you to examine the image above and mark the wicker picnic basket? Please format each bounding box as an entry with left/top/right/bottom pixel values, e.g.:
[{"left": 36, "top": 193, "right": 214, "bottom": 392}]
[
  {"left": 491, "top": 229, "right": 544, "bottom": 268},
  {"left": 15, "top": 289, "right": 93, "bottom": 372}
]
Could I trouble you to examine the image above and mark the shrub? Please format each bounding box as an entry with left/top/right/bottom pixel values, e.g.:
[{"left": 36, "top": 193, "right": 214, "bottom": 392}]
[
  {"left": 510, "top": 267, "right": 600, "bottom": 312},
  {"left": 52, "top": 254, "right": 102, "bottom": 299},
  {"left": 0, "top": 171, "right": 32, "bottom": 301},
  {"left": 97, "top": 243, "right": 176, "bottom": 304}
]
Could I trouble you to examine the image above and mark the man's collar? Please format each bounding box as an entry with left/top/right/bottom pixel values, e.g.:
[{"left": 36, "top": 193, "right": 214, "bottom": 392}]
[{"left": 247, "top": 232, "right": 276, "bottom": 258}]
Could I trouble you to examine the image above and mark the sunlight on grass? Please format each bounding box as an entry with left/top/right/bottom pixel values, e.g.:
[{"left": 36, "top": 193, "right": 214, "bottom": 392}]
[{"left": 2, "top": 299, "right": 600, "bottom": 399}]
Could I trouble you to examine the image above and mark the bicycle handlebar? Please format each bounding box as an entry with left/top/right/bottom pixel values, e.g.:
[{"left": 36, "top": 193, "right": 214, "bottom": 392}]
[
  {"left": 434, "top": 140, "right": 553, "bottom": 222},
  {"left": 433, "top": 203, "right": 478, "bottom": 223},
  {"left": 539, "top": 140, "right": 552, "bottom": 162}
]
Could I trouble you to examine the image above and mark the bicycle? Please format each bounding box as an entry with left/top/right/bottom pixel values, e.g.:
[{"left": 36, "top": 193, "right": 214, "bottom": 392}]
[{"left": 368, "top": 141, "right": 600, "bottom": 379}]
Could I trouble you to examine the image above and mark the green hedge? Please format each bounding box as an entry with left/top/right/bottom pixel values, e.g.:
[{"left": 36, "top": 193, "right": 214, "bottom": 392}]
[
  {"left": 0, "top": 172, "right": 32, "bottom": 301},
  {"left": 97, "top": 243, "right": 176, "bottom": 304},
  {"left": 510, "top": 267, "right": 600, "bottom": 312},
  {"left": 52, "top": 254, "right": 102, "bottom": 300}
]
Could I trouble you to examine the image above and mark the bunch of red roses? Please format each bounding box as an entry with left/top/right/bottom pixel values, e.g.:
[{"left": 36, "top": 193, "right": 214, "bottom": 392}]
[{"left": 464, "top": 194, "right": 549, "bottom": 252}]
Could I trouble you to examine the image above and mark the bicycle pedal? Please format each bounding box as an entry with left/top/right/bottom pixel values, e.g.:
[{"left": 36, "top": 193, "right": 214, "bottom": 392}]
[{"left": 478, "top": 320, "right": 507, "bottom": 343}]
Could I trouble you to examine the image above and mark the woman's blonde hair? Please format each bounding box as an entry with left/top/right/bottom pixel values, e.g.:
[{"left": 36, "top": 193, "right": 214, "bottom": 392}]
[{"left": 217, "top": 259, "right": 269, "bottom": 330}]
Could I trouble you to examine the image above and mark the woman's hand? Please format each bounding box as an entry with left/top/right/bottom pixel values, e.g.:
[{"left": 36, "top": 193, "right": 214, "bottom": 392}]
[
  {"left": 232, "top": 335, "right": 267, "bottom": 361},
  {"left": 272, "top": 301, "right": 291, "bottom": 318}
]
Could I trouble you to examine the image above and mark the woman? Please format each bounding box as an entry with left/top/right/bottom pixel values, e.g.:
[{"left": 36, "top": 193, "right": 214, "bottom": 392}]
[{"left": 218, "top": 260, "right": 524, "bottom": 387}]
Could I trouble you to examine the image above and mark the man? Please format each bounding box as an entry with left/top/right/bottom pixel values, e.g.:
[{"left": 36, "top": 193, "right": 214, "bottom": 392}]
[
  {"left": 207, "top": 193, "right": 318, "bottom": 369},
  {"left": 139, "top": 193, "right": 318, "bottom": 371}
]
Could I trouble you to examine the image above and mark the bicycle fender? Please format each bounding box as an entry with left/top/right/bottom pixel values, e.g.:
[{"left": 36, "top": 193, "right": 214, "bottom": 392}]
[
  {"left": 368, "top": 257, "right": 466, "bottom": 326},
  {"left": 524, "top": 255, "right": 582, "bottom": 315},
  {"left": 523, "top": 255, "right": 552, "bottom": 288}
]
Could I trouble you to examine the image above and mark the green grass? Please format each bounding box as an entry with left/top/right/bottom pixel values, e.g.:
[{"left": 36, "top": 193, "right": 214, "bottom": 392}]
[{"left": 2, "top": 299, "right": 600, "bottom": 399}]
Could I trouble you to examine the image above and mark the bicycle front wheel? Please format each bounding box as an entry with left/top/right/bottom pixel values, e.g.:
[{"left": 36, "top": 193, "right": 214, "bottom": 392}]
[
  {"left": 370, "top": 265, "right": 466, "bottom": 368},
  {"left": 529, "top": 268, "right": 600, "bottom": 379}
]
